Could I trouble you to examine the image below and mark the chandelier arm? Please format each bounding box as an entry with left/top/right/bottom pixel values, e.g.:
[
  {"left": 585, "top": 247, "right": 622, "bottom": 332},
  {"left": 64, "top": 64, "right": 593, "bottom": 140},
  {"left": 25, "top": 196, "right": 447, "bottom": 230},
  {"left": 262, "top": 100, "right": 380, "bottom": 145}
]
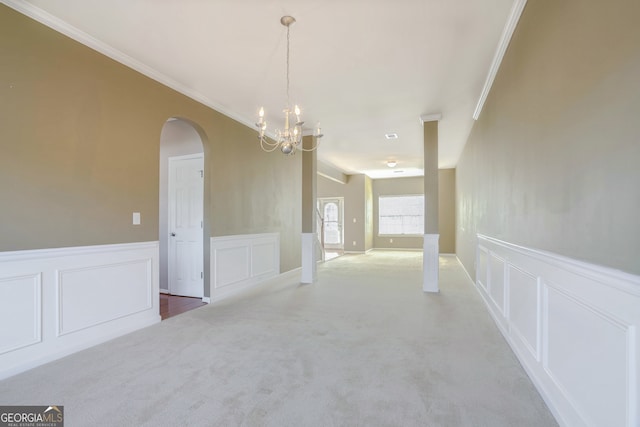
[
  {"left": 260, "top": 139, "right": 281, "bottom": 152},
  {"left": 259, "top": 136, "right": 280, "bottom": 147},
  {"left": 259, "top": 137, "right": 279, "bottom": 147},
  {"left": 296, "top": 140, "right": 321, "bottom": 152}
]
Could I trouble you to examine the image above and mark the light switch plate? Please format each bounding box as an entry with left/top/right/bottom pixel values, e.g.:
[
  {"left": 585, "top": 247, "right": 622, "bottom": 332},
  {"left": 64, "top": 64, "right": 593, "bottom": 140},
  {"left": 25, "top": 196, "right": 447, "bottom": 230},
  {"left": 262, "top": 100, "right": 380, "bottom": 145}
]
[{"left": 133, "top": 212, "right": 141, "bottom": 225}]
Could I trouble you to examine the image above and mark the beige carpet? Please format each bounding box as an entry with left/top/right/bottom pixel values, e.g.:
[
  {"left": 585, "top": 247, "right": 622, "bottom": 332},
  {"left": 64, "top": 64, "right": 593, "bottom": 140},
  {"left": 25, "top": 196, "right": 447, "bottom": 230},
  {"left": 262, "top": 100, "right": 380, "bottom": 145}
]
[{"left": 0, "top": 251, "right": 557, "bottom": 426}]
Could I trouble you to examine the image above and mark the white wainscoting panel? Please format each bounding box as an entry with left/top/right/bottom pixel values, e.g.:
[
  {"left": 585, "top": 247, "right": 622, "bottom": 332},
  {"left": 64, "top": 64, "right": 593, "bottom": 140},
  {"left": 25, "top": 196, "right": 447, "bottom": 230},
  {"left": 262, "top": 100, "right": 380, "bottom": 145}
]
[
  {"left": 508, "top": 265, "right": 540, "bottom": 361},
  {"left": 212, "top": 246, "right": 250, "bottom": 288},
  {"left": 58, "top": 259, "right": 153, "bottom": 336},
  {"left": 488, "top": 254, "right": 506, "bottom": 311},
  {"left": 477, "top": 246, "right": 488, "bottom": 291},
  {"left": 0, "top": 274, "right": 41, "bottom": 355},
  {"left": 0, "top": 242, "right": 160, "bottom": 380},
  {"left": 210, "top": 233, "right": 279, "bottom": 301},
  {"left": 253, "top": 240, "right": 278, "bottom": 277},
  {"left": 476, "top": 234, "right": 639, "bottom": 427}
]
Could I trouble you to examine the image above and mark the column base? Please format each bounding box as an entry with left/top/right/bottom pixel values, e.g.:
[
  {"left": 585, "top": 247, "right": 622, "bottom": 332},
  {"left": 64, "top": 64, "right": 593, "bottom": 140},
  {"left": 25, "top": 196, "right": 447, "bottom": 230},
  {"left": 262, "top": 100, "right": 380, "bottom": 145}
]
[
  {"left": 301, "top": 233, "right": 317, "bottom": 284},
  {"left": 423, "top": 234, "right": 439, "bottom": 293}
]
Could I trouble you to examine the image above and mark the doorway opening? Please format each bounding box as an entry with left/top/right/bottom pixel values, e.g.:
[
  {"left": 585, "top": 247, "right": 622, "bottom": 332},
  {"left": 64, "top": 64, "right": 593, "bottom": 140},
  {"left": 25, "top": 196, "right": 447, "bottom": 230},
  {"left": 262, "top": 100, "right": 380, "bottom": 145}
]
[
  {"left": 159, "top": 118, "right": 206, "bottom": 319},
  {"left": 160, "top": 294, "right": 206, "bottom": 320},
  {"left": 318, "top": 197, "right": 344, "bottom": 260}
]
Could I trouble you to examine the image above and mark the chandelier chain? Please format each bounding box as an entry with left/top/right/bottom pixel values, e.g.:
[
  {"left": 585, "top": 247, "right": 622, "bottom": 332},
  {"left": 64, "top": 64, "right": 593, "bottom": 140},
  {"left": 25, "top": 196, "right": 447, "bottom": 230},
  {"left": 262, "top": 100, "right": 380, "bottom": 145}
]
[{"left": 286, "top": 24, "right": 290, "bottom": 109}]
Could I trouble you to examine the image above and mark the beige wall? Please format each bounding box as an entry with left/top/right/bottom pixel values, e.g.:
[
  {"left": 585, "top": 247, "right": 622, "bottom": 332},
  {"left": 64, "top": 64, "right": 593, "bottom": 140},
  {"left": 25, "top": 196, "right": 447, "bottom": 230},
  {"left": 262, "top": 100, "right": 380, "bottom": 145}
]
[
  {"left": 0, "top": 6, "right": 302, "bottom": 295},
  {"left": 345, "top": 175, "right": 366, "bottom": 252},
  {"left": 364, "top": 176, "right": 373, "bottom": 251},
  {"left": 423, "top": 121, "right": 439, "bottom": 234},
  {"left": 438, "top": 169, "right": 455, "bottom": 253},
  {"left": 456, "top": 0, "right": 640, "bottom": 277}
]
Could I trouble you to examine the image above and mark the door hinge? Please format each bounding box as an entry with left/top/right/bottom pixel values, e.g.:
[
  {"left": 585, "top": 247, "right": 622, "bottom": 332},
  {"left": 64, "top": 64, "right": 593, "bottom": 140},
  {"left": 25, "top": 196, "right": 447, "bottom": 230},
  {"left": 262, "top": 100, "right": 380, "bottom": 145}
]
[
  {"left": 201, "top": 272, "right": 204, "bottom": 279},
  {"left": 201, "top": 221, "right": 203, "bottom": 228},
  {"left": 200, "top": 170, "right": 204, "bottom": 178}
]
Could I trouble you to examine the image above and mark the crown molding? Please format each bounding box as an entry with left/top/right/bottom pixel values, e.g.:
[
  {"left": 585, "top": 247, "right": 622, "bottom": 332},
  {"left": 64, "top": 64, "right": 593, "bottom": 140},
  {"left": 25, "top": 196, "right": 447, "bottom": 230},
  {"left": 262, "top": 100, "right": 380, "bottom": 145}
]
[
  {"left": 419, "top": 113, "right": 442, "bottom": 124},
  {"left": 2, "top": 0, "right": 255, "bottom": 129},
  {"left": 317, "top": 161, "right": 348, "bottom": 184},
  {"left": 472, "top": 0, "right": 528, "bottom": 120}
]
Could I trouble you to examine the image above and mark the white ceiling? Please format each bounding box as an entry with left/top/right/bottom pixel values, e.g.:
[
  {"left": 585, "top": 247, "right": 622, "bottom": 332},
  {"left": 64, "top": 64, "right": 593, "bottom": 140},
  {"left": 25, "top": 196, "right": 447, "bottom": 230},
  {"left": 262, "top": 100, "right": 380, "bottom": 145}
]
[{"left": 11, "top": 0, "right": 515, "bottom": 178}]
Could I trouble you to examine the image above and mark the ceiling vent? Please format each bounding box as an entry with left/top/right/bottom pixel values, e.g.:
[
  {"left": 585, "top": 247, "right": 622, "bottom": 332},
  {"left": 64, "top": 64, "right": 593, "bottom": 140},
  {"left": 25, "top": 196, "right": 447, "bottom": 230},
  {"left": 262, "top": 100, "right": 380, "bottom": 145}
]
[{"left": 384, "top": 133, "right": 398, "bottom": 140}]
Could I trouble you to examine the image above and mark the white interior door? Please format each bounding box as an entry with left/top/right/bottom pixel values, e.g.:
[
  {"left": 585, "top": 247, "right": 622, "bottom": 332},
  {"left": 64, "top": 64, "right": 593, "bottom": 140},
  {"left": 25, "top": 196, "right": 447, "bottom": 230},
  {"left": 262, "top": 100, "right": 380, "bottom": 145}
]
[
  {"left": 320, "top": 198, "right": 343, "bottom": 250},
  {"left": 168, "top": 154, "right": 204, "bottom": 298}
]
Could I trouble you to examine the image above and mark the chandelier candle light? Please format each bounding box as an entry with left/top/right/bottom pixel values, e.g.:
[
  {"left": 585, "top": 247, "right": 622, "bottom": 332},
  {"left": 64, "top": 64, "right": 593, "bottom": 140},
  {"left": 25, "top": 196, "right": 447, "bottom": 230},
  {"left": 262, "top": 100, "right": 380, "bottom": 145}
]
[{"left": 256, "top": 16, "right": 323, "bottom": 155}]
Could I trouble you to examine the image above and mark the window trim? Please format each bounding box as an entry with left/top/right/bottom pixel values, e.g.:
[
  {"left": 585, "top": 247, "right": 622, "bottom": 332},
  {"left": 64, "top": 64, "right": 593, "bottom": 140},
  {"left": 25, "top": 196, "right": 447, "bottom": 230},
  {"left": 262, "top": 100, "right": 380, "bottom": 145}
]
[{"left": 377, "top": 194, "right": 424, "bottom": 237}]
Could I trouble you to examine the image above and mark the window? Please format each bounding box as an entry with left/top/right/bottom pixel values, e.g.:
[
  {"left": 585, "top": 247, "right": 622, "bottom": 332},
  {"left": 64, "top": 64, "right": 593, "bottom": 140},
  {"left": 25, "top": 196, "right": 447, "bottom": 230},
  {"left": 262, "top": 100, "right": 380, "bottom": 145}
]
[{"left": 378, "top": 195, "right": 424, "bottom": 235}]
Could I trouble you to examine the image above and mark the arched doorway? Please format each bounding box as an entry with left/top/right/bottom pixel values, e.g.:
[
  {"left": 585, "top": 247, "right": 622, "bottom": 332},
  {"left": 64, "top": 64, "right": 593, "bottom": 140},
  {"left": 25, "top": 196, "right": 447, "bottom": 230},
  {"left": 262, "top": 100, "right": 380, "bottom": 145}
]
[{"left": 159, "top": 118, "right": 206, "bottom": 318}]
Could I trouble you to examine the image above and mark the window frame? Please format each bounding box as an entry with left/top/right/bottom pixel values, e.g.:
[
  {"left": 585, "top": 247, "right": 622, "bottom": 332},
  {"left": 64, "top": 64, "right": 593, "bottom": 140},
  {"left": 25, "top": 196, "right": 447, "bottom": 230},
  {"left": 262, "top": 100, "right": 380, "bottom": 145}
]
[{"left": 377, "top": 194, "right": 424, "bottom": 237}]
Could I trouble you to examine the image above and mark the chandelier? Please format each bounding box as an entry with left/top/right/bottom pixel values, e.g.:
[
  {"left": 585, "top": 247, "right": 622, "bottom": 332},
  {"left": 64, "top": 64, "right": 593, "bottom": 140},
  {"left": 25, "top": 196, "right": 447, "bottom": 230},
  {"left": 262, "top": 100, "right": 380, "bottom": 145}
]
[{"left": 256, "top": 16, "right": 323, "bottom": 155}]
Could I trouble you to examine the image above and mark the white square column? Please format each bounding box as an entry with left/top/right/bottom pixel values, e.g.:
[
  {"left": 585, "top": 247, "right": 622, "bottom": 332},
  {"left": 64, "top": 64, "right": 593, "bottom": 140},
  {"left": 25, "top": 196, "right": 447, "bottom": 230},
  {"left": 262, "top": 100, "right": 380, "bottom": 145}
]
[
  {"left": 301, "top": 232, "right": 317, "bottom": 283},
  {"left": 421, "top": 114, "right": 441, "bottom": 293},
  {"left": 423, "top": 234, "right": 439, "bottom": 292},
  {"left": 301, "top": 135, "right": 318, "bottom": 284}
]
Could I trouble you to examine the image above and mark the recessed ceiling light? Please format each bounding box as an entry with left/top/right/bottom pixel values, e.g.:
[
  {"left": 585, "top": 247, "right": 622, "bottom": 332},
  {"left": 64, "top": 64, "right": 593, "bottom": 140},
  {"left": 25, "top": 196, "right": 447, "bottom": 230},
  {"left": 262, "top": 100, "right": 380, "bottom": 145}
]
[
  {"left": 385, "top": 133, "right": 398, "bottom": 140},
  {"left": 387, "top": 160, "right": 397, "bottom": 168}
]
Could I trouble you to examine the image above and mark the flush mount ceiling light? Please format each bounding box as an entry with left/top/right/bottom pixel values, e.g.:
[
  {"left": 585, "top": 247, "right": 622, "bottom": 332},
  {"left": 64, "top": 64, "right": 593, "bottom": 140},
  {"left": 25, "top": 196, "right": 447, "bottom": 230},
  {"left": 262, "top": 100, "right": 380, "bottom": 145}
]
[
  {"left": 385, "top": 133, "right": 398, "bottom": 140},
  {"left": 256, "top": 16, "right": 323, "bottom": 155},
  {"left": 387, "top": 160, "right": 397, "bottom": 168}
]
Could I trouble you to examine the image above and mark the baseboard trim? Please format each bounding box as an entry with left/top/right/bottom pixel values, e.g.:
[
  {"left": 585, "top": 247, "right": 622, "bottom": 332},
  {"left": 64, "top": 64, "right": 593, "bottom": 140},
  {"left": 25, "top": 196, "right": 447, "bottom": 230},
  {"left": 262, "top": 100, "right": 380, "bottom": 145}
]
[
  {"left": 0, "top": 315, "right": 159, "bottom": 381},
  {"left": 210, "top": 267, "right": 301, "bottom": 304},
  {"left": 457, "top": 255, "right": 475, "bottom": 285}
]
